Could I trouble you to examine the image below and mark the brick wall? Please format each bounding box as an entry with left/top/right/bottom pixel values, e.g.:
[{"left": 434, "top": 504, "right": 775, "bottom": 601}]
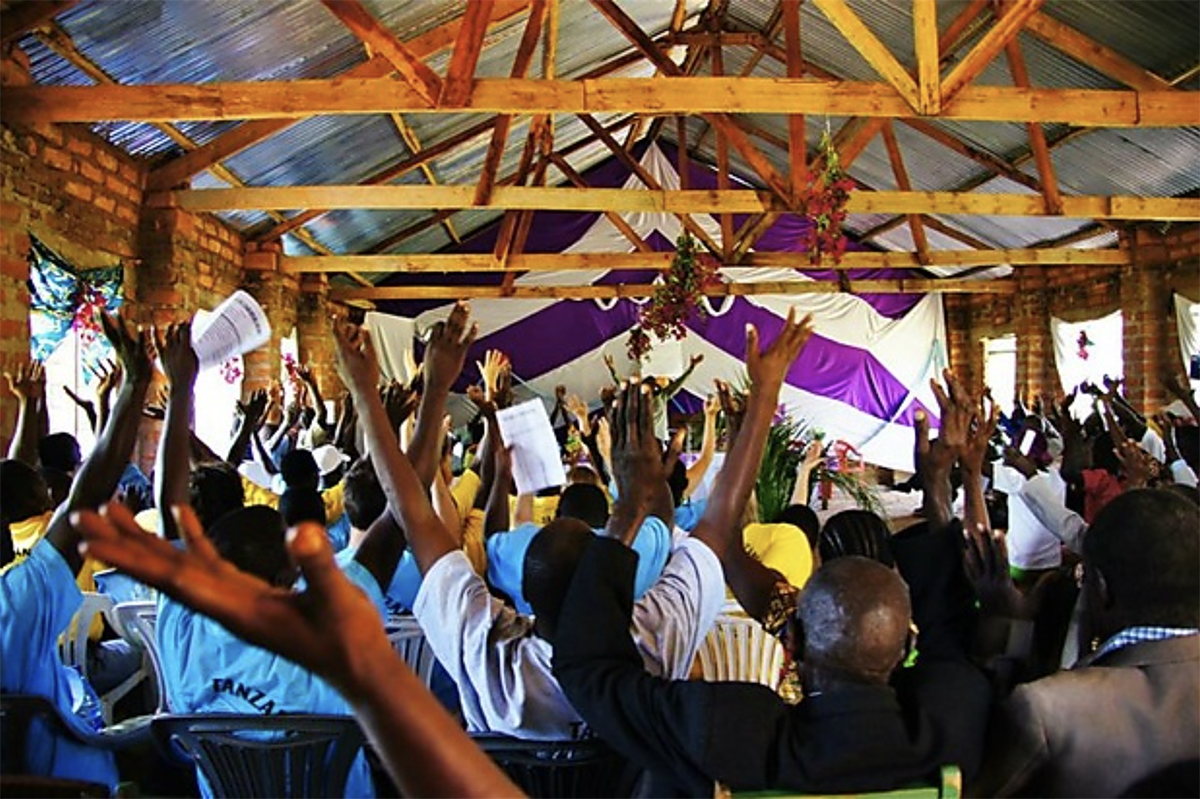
[
  {"left": 949, "top": 226, "right": 1199, "bottom": 417},
  {"left": 0, "top": 120, "right": 143, "bottom": 451}
]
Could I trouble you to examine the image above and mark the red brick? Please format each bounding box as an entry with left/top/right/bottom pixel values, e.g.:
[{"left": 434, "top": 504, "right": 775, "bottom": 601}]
[
  {"left": 33, "top": 123, "right": 63, "bottom": 147},
  {"left": 66, "top": 137, "right": 93, "bottom": 158},
  {"left": 43, "top": 147, "right": 73, "bottom": 172},
  {"left": 95, "top": 149, "right": 119, "bottom": 172},
  {"left": 0, "top": 255, "right": 28, "bottom": 280},
  {"left": 116, "top": 205, "right": 138, "bottom": 225},
  {"left": 79, "top": 161, "right": 104, "bottom": 184},
  {"left": 64, "top": 181, "right": 93, "bottom": 202},
  {"left": 104, "top": 173, "right": 130, "bottom": 196},
  {"left": 119, "top": 162, "right": 139, "bottom": 185}
]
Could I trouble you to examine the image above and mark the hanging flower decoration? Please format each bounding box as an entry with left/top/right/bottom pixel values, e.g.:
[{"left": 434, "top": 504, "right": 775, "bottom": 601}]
[
  {"left": 1076, "top": 330, "right": 1093, "bottom": 361},
  {"left": 219, "top": 355, "right": 244, "bottom": 386},
  {"left": 72, "top": 282, "right": 109, "bottom": 346},
  {"left": 797, "top": 127, "right": 856, "bottom": 265},
  {"left": 625, "top": 231, "right": 720, "bottom": 361}
]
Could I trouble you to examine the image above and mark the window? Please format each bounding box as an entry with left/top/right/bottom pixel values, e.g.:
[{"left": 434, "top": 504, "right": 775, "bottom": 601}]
[
  {"left": 42, "top": 328, "right": 108, "bottom": 456},
  {"left": 983, "top": 335, "right": 1017, "bottom": 417}
]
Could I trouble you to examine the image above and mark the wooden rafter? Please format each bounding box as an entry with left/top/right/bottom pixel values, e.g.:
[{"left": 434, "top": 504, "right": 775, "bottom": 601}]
[
  {"left": 0, "top": 0, "right": 76, "bottom": 46},
  {"left": 711, "top": 25, "right": 733, "bottom": 258},
  {"left": 475, "top": 0, "right": 546, "bottom": 207},
  {"left": 549, "top": 153, "right": 653, "bottom": 253},
  {"left": 576, "top": 113, "right": 722, "bottom": 255},
  {"left": 319, "top": 0, "right": 443, "bottom": 107},
  {"left": 286, "top": 247, "right": 1130, "bottom": 274},
  {"left": 332, "top": 278, "right": 1017, "bottom": 302},
  {"left": 148, "top": 185, "right": 1200, "bottom": 222},
  {"left": 880, "top": 121, "right": 930, "bottom": 264},
  {"left": 146, "top": 0, "right": 532, "bottom": 189},
  {"left": 1005, "top": 38, "right": 1063, "bottom": 215},
  {"left": 912, "top": 0, "right": 940, "bottom": 115},
  {"left": 1023, "top": 11, "right": 1174, "bottom": 93},
  {"left": 782, "top": 0, "right": 805, "bottom": 200},
  {"left": 6, "top": 78, "right": 1195, "bottom": 128},
  {"left": 941, "top": 0, "right": 1043, "bottom": 107},
  {"left": 590, "top": 0, "right": 792, "bottom": 204},
  {"left": 440, "top": 0, "right": 493, "bottom": 107},
  {"left": 811, "top": 0, "right": 920, "bottom": 112},
  {"left": 385, "top": 110, "right": 461, "bottom": 244},
  {"left": 253, "top": 116, "right": 496, "bottom": 243}
]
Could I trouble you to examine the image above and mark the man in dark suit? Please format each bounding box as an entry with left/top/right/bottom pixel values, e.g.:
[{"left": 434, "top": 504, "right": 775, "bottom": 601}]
[
  {"left": 971, "top": 488, "right": 1199, "bottom": 797},
  {"left": 552, "top": 312, "right": 991, "bottom": 797}
]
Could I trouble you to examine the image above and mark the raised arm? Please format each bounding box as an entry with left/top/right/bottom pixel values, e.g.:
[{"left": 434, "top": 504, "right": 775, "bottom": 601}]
[
  {"left": 1165, "top": 372, "right": 1200, "bottom": 422},
  {"left": 5, "top": 361, "right": 45, "bottom": 466},
  {"left": 684, "top": 394, "right": 720, "bottom": 498},
  {"left": 225, "top": 389, "right": 268, "bottom": 465},
  {"left": 602, "top": 381, "right": 674, "bottom": 546},
  {"left": 699, "top": 312, "right": 814, "bottom": 622},
  {"left": 787, "top": 439, "right": 823, "bottom": 508},
  {"left": 410, "top": 302, "right": 477, "bottom": 490},
  {"left": 296, "top": 364, "right": 330, "bottom": 431},
  {"left": 333, "top": 320, "right": 456, "bottom": 581},
  {"left": 154, "top": 322, "right": 200, "bottom": 541},
  {"left": 46, "top": 312, "right": 152, "bottom": 572},
  {"left": 949, "top": 373, "right": 999, "bottom": 537},
  {"left": 73, "top": 502, "right": 519, "bottom": 798},
  {"left": 662, "top": 353, "right": 704, "bottom": 400}
]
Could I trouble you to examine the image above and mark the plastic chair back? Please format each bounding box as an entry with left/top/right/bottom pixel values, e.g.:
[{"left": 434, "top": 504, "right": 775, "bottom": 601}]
[
  {"left": 697, "top": 615, "right": 785, "bottom": 690},
  {"left": 385, "top": 614, "right": 438, "bottom": 688},
  {"left": 114, "top": 601, "right": 168, "bottom": 713},
  {"left": 59, "top": 593, "right": 113, "bottom": 672},
  {"left": 733, "top": 765, "right": 962, "bottom": 798},
  {"left": 152, "top": 714, "right": 365, "bottom": 799},
  {"left": 472, "top": 734, "right": 642, "bottom": 798}
]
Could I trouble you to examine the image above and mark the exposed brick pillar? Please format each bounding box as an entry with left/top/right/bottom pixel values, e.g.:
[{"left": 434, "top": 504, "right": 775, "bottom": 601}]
[
  {"left": 297, "top": 274, "right": 344, "bottom": 400},
  {"left": 1014, "top": 266, "right": 1055, "bottom": 403},
  {"left": 944, "top": 295, "right": 978, "bottom": 390},
  {"left": 1121, "top": 235, "right": 1168, "bottom": 414},
  {"left": 241, "top": 243, "right": 297, "bottom": 397}
]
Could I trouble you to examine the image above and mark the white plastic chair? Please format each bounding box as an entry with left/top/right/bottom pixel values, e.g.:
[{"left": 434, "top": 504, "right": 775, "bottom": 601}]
[
  {"left": 384, "top": 614, "right": 438, "bottom": 689},
  {"left": 60, "top": 593, "right": 151, "bottom": 725},
  {"left": 113, "top": 600, "right": 169, "bottom": 714},
  {"left": 696, "top": 614, "right": 785, "bottom": 691}
]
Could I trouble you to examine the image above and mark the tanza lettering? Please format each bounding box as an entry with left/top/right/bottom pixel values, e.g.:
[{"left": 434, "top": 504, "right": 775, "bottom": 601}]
[{"left": 211, "top": 677, "right": 280, "bottom": 715}]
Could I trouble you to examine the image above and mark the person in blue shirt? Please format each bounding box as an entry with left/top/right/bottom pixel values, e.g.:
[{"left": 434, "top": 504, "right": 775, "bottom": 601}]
[
  {"left": 1, "top": 311, "right": 153, "bottom": 790},
  {"left": 487, "top": 483, "right": 671, "bottom": 614},
  {"left": 152, "top": 320, "right": 415, "bottom": 799}
]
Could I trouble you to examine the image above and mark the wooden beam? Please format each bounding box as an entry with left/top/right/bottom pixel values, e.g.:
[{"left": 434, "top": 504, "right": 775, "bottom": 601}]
[
  {"left": 918, "top": 215, "right": 992, "bottom": 250},
  {"left": 475, "top": 0, "right": 546, "bottom": 206},
  {"left": 7, "top": 78, "right": 1197, "bottom": 128},
  {"left": 712, "top": 30, "right": 733, "bottom": 259},
  {"left": 811, "top": 0, "right": 921, "bottom": 112},
  {"left": 440, "top": 0, "right": 493, "bottom": 106},
  {"left": 782, "top": 0, "right": 806, "bottom": 200},
  {"left": 550, "top": 154, "right": 653, "bottom": 253},
  {"left": 937, "top": 0, "right": 989, "bottom": 61},
  {"left": 332, "top": 278, "right": 1018, "bottom": 301},
  {"left": 149, "top": 185, "right": 1200, "bottom": 221},
  {"left": 913, "top": 0, "right": 940, "bottom": 114},
  {"left": 145, "top": 0, "right": 531, "bottom": 190},
  {"left": 880, "top": 121, "right": 930, "bottom": 264},
  {"left": 385, "top": 110, "right": 461, "bottom": 243},
  {"left": 366, "top": 209, "right": 460, "bottom": 255},
  {"left": 899, "top": 117, "right": 1040, "bottom": 192},
  {"left": 941, "top": 0, "right": 1043, "bottom": 107},
  {"left": 1023, "top": 11, "right": 1174, "bottom": 93},
  {"left": 1006, "top": 39, "right": 1063, "bottom": 215},
  {"left": 1, "top": 0, "right": 76, "bottom": 46},
  {"left": 287, "top": 247, "right": 1130, "bottom": 274},
  {"left": 319, "top": 0, "right": 442, "bottom": 106}
]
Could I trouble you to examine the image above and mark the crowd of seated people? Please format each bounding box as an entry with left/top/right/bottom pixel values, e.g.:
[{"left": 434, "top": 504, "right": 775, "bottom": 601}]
[{"left": 1, "top": 300, "right": 1197, "bottom": 798}]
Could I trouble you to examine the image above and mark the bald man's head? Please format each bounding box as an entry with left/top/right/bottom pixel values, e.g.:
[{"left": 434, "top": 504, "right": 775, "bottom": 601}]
[{"left": 796, "top": 556, "right": 912, "bottom": 685}]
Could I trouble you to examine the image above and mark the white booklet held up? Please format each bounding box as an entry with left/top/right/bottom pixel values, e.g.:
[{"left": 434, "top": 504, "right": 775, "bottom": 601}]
[
  {"left": 495, "top": 399, "right": 567, "bottom": 496},
  {"left": 191, "top": 290, "right": 272, "bottom": 370}
]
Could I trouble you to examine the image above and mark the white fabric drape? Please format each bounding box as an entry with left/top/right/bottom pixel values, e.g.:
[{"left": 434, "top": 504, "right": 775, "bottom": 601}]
[
  {"left": 363, "top": 312, "right": 416, "bottom": 383},
  {"left": 1051, "top": 310, "right": 1123, "bottom": 395},
  {"left": 1175, "top": 293, "right": 1199, "bottom": 374}
]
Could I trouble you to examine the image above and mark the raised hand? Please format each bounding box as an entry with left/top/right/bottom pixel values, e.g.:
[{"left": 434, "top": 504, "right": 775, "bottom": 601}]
[
  {"left": 475, "top": 349, "right": 508, "bottom": 402},
  {"left": 963, "top": 522, "right": 1048, "bottom": 620},
  {"left": 798, "top": 439, "right": 823, "bottom": 473},
  {"left": 380, "top": 381, "right": 418, "bottom": 432},
  {"left": 63, "top": 385, "right": 98, "bottom": 430},
  {"left": 607, "top": 381, "right": 677, "bottom": 542},
  {"left": 154, "top": 321, "right": 199, "bottom": 392},
  {"left": 101, "top": 311, "right": 153, "bottom": 388},
  {"left": 425, "top": 301, "right": 478, "bottom": 395},
  {"left": 143, "top": 384, "right": 169, "bottom": 420},
  {"left": 333, "top": 319, "right": 382, "bottom": 395},
  {"left": 929, "top": 368, "right": 970, "bottom": 461},
  {"left": 703, "top": 393, "right": 720, "bottom": 420},
  {"left": 689, "top": 353, "right": 705, "bottom": 369},
  {"left": 745, "top": 308, "right": 814, "bottom": 391},
  {"left": 237, "top": 389, "right": 269, "bottom": 431},
  {"left": 961, "top": 389, "right": 1000, "bottom": 477},
  {"left": 565, "top": 394, "right": 591, "bottom": 435},
  {"left": 5, "top": 360, "right": 46, "bottom": 402}
]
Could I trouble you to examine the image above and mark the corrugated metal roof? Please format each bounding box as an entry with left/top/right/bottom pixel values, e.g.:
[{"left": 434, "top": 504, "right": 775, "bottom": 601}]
[{"left": 12, "top": 0, "right": 1196, "bottom": 274}]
